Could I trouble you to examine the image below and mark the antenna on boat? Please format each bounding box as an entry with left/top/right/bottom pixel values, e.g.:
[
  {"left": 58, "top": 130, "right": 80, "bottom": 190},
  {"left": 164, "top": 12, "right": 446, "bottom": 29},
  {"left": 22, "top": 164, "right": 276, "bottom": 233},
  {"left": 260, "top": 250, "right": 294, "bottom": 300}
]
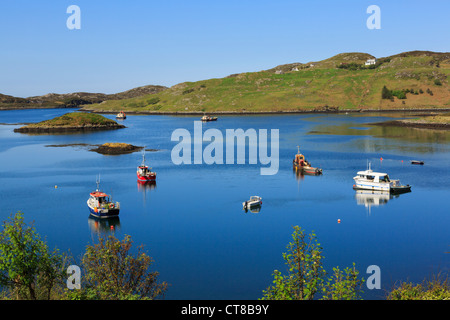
[
  {"left": 297, "top": 145, "right": 300, "bottom": 154},
  {"left": 367, "top": 160, "right": 372, "bottom": 171},
  {"left": 96, "top": 174, "right": 101, "bottom": 191}
]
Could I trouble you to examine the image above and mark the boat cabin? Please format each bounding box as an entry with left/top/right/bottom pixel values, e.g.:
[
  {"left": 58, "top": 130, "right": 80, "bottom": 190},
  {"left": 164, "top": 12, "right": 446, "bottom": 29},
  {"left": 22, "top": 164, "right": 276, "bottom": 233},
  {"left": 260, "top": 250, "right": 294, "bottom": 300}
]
[
  {"left": 355, "top": 170, "right": 390, "bottom": 183},
  {"left": 89, "top": 191, "right": 111, "bottom": 207},
  {"left": 294, "top": 153, "right": 305, "bottom": 164},
  {"left": 138, "top": 166, "right": 150, "bottom": 175}
]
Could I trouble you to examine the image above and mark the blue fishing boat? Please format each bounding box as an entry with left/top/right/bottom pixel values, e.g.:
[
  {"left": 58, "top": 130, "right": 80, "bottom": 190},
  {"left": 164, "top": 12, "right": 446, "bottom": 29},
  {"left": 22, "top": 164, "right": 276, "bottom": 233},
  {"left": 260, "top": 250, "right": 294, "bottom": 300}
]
[{"left": 87, "top": 176, "right": 120, "bottom": 218}]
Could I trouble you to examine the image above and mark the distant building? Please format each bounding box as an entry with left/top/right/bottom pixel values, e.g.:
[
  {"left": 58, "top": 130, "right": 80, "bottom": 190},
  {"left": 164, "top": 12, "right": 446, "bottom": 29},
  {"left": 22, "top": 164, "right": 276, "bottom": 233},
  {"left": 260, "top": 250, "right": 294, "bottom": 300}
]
[{"left": 365, "top": 58, "right": 377, "bottom": 66}]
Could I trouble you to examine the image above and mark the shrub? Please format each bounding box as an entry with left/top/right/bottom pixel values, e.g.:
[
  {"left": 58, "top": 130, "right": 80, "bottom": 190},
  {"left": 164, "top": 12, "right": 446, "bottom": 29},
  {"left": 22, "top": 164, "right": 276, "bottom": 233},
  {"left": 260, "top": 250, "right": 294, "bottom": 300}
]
[
  {"left": 72, "top": 235, "right": 168, "bottom": 300},
  {"left": 434, "top": 79, "right": 442, "bottom": 86},
  {"left": 381, "top": 86, "right": 393, "bottom": 99},
  {"left": 387, "top": 275, "right": 450, "bottom": 300},
  {"left": 261, "top": 226, "right": 364, "bottom": 300},
  {"left": 0, "top": 212, "right": 68, "bottom": 300}
]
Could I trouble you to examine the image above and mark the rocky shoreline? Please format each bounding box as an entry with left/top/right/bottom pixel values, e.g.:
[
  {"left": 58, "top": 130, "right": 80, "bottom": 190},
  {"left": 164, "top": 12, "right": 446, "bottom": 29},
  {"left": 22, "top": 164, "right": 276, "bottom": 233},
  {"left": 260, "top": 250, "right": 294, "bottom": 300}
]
[
  {"left": 90, "top": 143, "right": 143, "bottom": 155},
  {"left": 45, "top": 143, "right": 153, "bottom": 155},
  {"left": 372, "top": 119, "right": 450, "bottom": 130}
]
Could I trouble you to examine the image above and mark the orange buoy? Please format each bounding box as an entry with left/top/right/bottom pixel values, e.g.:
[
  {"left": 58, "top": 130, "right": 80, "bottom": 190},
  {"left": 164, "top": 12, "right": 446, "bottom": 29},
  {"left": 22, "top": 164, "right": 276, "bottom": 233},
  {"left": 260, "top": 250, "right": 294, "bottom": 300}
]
[
  {"left": 380, "top": 157, "right": 383, "bottom": 161},
  {"left": 338, "top": 219, "right": 341, "bottom": 223}
]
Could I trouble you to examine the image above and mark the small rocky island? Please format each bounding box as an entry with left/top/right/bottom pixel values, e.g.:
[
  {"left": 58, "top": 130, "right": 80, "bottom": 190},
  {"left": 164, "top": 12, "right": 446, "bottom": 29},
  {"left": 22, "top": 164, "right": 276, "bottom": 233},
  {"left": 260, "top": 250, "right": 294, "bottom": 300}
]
[
  {"left": 90, "top": 143, "right": 143, "bottom": 155},
  {"left": 372, "top": 113, "right": 450, "bottom": 130},
  {"left": 14, "top": 112, "right": 125, "bottom": 133}
]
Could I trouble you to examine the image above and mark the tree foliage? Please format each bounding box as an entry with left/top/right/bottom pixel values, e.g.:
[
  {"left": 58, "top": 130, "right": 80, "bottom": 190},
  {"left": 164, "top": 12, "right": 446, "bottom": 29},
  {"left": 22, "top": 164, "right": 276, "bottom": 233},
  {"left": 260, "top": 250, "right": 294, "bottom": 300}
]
[
  {"left": 69, "top": 234, "right": 168, "bottom": 300},
  {"left": 387, "top": 275, "right": 450, "bottom": 300},
  {"left": 0, "top": 212, "right": 67, "bottom": 300},
  {"left": 261, "top": 226, "right": 364, "bottom": 300}
]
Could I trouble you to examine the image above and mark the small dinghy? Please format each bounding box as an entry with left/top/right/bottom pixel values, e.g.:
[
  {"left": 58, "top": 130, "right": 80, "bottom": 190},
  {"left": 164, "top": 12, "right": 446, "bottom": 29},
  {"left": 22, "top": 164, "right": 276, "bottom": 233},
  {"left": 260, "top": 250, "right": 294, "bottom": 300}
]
[
  {"left": 201, "top": 115, "right": 218, "bottom": 121},
  {"left": 243, "top": 196, "right": 262, "bottom": 211},
  {"left": 411, "top": 160, "right": 424, "bottom": 165}
]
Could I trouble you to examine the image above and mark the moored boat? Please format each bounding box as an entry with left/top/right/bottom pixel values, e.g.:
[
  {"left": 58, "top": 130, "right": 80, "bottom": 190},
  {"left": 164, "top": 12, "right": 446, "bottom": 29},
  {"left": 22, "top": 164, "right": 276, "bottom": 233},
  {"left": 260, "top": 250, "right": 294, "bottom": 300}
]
[
  {"left": 137, "top": 151, "right": 156, "bottom": 183},
  {"left": 411, "top": 160, "right": 424, "bottom": 165},
  {"left": 116, "top": 111, "right": 126, "bottom": 119},
  {"left": 353, "top": 163, "right": 411, "bottom": 194},
  {"left": 87, "top": 177, "right": 120, "bottom": 218},
  {"left": 292, "top": 146, "right": 322, "bottom": 175},
  {"left": 201, "top": 115, "right": 218, "bottom": 122},
  {"left": 243, "top": 196, "right": 262, "bottom": 211}
]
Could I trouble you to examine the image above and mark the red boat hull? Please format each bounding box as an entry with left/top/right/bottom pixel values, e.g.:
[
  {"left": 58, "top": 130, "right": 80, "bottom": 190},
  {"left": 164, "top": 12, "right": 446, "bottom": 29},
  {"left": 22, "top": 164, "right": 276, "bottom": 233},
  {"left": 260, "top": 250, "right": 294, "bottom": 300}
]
[{"left": 137, "top": 172, "right": 156, "bottom": 182}]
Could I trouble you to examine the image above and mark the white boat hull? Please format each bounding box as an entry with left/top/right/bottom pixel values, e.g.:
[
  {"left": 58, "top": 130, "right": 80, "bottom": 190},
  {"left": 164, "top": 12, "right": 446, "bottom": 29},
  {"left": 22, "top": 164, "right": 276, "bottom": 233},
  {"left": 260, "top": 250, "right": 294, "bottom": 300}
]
[{"left": 353, "top": 181, "right": 390, "bottom": 192}]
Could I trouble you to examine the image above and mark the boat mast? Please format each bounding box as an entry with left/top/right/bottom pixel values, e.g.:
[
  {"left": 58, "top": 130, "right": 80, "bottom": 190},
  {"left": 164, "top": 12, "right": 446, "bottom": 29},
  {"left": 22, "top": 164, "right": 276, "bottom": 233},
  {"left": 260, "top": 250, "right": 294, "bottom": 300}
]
[
  {"left": 141, "top": 148, "right": 146, "bottom": 167},
  {"left": 96, "top": 174, "right": 101, "bottom": 191}
]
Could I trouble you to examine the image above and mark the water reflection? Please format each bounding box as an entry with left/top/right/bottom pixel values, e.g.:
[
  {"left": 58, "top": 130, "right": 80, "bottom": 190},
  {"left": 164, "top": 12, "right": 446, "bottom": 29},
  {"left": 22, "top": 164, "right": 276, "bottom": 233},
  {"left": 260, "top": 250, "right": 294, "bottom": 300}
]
[
  {"left": 88, "top": 216, "right": 121, "bottom": 234},
  {"left": 293, "top": 167, "right": 306, "bottom": 181},
  {"left": 308, "top": 116, "right": 450, "bottom": 154},
  {"left": 243, "top": 206, "right": 262, "bottom": 214},
  {"left": 137, "top": 181, "right": 157, "bottom": 192},
  {"left": 354, "top": 190, "right": 401, "bottom": 215}
]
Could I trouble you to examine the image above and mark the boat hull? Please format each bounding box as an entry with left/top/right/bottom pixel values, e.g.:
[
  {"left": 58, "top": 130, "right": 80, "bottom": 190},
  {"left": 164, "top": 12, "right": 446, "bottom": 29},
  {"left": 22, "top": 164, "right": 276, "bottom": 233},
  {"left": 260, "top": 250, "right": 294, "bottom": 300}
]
[
  {"left": 137, "top": 171, "right": 156, "bottom": 182},
  {"left": 293, "top": 163, "right": 322, "bottom": 175},
  {"left": 87, "top": 202, "right": 120, "bottom": 219},
  {"left": 353, "top": 184, "right": 411, "bottom": 194}
]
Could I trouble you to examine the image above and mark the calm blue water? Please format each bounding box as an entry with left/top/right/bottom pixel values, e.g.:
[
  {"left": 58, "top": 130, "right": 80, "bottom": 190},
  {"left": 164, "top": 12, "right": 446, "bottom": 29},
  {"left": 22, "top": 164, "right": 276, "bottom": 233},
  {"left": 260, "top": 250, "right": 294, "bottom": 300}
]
[{"left": 0, "top": 108, "right": 449, "bottom": 300}]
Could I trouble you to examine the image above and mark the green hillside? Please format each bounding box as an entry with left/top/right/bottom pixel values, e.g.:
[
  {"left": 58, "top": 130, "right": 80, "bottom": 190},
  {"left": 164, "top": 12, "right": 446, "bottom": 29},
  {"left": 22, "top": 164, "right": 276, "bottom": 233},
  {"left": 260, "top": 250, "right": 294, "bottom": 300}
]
[{"left": 82, "top": 51, "right": 450, "bottom": 113}]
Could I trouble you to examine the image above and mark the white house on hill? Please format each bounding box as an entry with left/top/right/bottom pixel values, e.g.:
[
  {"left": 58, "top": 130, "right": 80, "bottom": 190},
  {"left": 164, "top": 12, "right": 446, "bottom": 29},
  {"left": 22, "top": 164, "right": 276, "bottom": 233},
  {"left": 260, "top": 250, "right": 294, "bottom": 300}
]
[{"left": 365, "top": 58, "right": 377, "bottom": 66}]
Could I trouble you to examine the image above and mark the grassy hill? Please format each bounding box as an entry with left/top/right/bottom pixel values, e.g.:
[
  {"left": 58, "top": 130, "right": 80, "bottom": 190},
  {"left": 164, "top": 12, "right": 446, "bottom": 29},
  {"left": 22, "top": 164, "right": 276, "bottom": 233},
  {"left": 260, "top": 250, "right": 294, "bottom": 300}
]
[
  {"left": 82, "top": 51, "right": 450, "bottom": 114},
  {"left": 0, "top": 85, "right": 167, "bottom": 110}
]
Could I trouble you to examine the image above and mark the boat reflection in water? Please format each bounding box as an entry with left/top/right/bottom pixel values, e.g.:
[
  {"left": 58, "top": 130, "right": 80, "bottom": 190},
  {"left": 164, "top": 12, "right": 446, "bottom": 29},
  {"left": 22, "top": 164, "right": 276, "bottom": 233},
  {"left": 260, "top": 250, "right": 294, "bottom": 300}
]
[
  {"left": 293, "top": 167, "right": 306, "bottom": 181},
  {"left": 244, "top": 206, "right": 262, "bottom": 214},
  {"left": 354, "top": 190, "right": 404, "bottom": 215},
  {"left": 137, "top": 180, "right": 157, "bottom": 192},
  {"left": 88, "top": 215, "right": 121, "bottom": 234}
]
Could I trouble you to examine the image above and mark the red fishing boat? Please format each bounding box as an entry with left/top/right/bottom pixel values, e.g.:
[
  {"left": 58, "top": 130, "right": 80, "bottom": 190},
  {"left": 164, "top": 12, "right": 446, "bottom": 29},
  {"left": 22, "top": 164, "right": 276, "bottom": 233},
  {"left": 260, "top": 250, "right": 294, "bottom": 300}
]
[
  {"left": 137, "top": 151, "right": 156, "bottom": 183},
  {"left": 293, "top": 146, "right": 322, "bottom": 175}
]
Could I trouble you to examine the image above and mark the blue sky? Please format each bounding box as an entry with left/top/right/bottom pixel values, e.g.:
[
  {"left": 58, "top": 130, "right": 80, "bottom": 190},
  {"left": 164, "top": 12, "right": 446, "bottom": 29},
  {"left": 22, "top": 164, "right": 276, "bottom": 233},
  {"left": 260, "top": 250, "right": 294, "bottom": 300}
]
[{"left": 1, "top": 0, "right": 449, "bottom": 97}]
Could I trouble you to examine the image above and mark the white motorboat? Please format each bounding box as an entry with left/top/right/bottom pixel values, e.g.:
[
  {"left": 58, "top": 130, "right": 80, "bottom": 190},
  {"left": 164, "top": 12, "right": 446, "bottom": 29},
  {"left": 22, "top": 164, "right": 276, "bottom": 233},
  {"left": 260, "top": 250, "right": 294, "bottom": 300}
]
[
  {"left": 353, "top": 163, "right": 411, "bottom": 194},
  {"left": 243, "top": 196, "right": 262, "bottom": 211}
]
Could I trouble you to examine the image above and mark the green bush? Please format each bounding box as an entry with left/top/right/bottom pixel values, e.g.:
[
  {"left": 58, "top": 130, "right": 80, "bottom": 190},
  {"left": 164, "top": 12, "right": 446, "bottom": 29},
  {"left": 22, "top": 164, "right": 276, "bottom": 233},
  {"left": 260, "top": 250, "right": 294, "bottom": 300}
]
[
  {"left": 387, "top": 275, "right": 450, "bottom": 300},
  {"left": 261, "top": 226, "right": 364, "bottom": 300},
  {"left": 0, "top": 212, "right": 68, "bottom": 300},
  {"left": 381, "top": 86, "right": 393, "bottom": 99}
]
